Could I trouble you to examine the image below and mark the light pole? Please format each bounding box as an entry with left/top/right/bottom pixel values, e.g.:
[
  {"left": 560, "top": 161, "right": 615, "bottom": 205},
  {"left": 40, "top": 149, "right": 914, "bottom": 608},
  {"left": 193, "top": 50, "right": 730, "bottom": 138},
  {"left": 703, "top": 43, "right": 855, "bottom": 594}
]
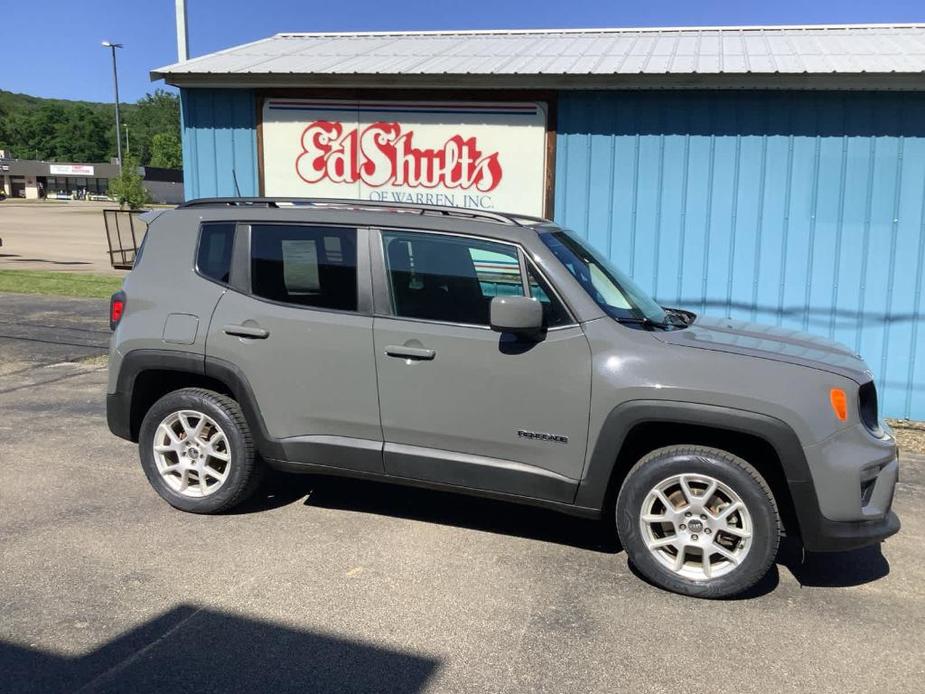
[{"left": 101, "top": 41, "right": 124, "bottom": 168}]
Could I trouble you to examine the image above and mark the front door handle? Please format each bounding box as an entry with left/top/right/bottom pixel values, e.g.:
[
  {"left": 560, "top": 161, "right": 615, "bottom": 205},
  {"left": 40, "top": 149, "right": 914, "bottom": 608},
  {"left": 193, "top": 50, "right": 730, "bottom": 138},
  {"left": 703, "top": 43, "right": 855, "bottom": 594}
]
[
  {"left": 223, "top": 324, "right": 269, "bottom": 339},
  {"left": 385, "top": 345, "right": 436, "bottom": 361}
]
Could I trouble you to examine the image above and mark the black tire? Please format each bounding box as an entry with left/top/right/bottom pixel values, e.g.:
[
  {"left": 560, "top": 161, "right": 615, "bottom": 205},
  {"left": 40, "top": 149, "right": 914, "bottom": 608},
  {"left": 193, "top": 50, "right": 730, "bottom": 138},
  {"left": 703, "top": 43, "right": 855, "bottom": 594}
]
[
  {"left": 138, "top": 388, "right": 263, "bottom": 514},
  {"left": 616, "top": 445, "right": 781, "bottom": 599}
]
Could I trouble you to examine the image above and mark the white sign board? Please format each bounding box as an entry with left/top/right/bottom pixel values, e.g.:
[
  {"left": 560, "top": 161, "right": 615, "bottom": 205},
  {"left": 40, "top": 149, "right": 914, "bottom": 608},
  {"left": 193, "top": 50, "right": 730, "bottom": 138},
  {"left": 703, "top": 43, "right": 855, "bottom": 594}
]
[
  {"left": 49, "top": 164, "right": 95, "bottom": 176},
  {"left": 261, "top": 99, "right": 548, "bottom": 216}
]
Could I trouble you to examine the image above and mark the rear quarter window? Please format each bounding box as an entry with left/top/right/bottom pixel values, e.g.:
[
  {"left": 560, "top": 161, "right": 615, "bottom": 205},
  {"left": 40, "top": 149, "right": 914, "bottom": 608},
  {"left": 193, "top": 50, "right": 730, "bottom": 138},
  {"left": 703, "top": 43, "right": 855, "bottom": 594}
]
[{"left": 196, "top": 223, "right": 236, "bottom": 284}]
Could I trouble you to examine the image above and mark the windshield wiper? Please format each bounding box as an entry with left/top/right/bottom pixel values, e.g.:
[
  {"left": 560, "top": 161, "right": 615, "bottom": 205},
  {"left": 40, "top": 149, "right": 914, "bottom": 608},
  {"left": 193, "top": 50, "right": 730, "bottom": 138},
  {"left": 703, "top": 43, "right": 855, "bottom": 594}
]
[{"left": 614, "top": 316, "right": 672, "bottom": 330}]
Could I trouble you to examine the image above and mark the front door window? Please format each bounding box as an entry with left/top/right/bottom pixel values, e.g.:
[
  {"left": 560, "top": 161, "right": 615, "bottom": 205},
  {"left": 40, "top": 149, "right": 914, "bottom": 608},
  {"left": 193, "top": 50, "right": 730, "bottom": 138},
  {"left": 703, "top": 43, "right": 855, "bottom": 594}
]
[{"left": 381, "top": 231, "right": 524, "bottom": 326}]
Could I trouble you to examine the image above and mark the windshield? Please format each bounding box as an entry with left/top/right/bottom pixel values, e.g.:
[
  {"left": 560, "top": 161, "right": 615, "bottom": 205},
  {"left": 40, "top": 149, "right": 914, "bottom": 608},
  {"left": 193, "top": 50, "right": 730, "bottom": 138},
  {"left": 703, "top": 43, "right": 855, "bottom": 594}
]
[{"left": 538, "top": 229, "right": 672, "bottom": 327}]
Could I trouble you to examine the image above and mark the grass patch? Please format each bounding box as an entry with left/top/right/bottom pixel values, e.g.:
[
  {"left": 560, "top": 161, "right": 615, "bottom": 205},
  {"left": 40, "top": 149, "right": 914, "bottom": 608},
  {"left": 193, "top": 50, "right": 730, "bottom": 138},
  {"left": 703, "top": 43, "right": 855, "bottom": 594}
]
[
  {"left": 76, "top": 353, "right": 109, "bottom": 367},
  {"left": 0, "top": 270, "right": 123, "bottom": 299}
]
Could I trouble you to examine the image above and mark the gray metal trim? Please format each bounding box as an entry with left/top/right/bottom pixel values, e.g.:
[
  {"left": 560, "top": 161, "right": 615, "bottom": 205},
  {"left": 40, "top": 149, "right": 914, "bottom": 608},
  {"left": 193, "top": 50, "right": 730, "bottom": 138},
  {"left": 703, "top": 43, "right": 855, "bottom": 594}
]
[{"left": 159, "top": 73, "right": 925, "bottom": 92}]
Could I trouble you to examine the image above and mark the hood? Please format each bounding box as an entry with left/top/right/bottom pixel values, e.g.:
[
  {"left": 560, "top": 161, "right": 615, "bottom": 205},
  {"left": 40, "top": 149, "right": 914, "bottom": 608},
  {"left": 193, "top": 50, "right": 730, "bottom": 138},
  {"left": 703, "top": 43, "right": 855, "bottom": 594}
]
[{"left": 654, "top": 315, "right": 873, "bottom": 384}]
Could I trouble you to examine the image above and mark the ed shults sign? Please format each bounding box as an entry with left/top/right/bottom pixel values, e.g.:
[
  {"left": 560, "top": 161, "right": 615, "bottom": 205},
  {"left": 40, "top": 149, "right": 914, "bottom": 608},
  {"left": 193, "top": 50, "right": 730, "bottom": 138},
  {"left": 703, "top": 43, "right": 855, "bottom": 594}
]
[{"left": 261, "top": 100, "right": 548, "bottom": 216}]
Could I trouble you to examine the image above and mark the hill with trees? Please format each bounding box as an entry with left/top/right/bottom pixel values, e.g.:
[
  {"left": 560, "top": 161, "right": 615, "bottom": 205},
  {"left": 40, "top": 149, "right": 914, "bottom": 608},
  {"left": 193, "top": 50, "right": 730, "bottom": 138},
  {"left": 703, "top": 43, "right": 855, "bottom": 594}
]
[{"left": 0, "top": 89, "right": 181, "bottom": 168}]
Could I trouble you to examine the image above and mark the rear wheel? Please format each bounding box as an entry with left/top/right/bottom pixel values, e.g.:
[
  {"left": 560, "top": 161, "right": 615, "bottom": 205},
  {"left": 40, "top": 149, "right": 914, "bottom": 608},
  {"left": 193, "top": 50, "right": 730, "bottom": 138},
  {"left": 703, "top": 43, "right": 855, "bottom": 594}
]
[
  {"left": 616, "top": 445, "right": 780, "bottom": 598},
  {"left": 138, "top": 388, "right": 262, "bottom": 514}
]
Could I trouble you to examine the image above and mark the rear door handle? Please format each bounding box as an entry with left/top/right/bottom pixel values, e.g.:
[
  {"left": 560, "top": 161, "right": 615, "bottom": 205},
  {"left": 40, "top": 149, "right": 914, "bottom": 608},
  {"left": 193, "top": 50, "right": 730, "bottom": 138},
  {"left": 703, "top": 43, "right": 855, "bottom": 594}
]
[
  {"left": 223, "top": 324, "right": 269, "bottom": 339},
  {"left": 385, "top": 345, "right": 436, "bottom": 361}
]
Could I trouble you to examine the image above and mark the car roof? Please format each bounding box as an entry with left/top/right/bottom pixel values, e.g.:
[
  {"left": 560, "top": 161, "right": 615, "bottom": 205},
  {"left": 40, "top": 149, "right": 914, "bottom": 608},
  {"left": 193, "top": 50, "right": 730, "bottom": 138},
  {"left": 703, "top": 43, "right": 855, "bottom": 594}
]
[{"left": 167, "top": 198, "right": 559, "bottom": 243}]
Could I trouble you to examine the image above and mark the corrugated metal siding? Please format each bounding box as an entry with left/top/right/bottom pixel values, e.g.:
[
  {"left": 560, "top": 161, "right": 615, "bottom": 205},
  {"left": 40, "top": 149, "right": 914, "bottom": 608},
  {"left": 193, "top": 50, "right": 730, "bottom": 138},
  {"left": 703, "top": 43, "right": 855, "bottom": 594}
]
[
  {"left": 555, "top": 90, "right": 925, "bottom": 420},
  {"left": 180, "top": 89, "right": 259, "bottom": 199}
]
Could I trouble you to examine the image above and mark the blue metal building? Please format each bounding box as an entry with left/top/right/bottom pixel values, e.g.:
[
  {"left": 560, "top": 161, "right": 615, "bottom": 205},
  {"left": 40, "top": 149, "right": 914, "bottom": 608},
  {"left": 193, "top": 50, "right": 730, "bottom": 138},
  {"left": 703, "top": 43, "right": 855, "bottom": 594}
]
[{"left": 153, "top": 24, "right": 925, "bottom": 420}]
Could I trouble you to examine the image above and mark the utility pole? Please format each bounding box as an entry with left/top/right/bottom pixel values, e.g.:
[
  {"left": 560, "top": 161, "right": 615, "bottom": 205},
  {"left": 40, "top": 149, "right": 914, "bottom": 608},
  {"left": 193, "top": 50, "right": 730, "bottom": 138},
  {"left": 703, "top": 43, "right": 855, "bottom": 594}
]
[
  {"left": 124, "top": 124, "right": 130, "bottom": 157},
  {"left": 176, "top": 0, "right": 190, "bottom": 61},
  {"left": 102, "top": 41, "right": 124, "bottom": 168}
]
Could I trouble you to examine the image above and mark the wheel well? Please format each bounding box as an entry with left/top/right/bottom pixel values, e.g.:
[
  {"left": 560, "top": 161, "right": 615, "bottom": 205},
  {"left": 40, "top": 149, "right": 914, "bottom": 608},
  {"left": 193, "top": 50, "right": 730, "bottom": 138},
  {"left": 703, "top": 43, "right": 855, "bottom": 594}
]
[
  {"left": 129, "top": 369, "right": 233, "bottom": 441},
  {"left": 607, "top": 422, "right": 800, "bottom": 539}
]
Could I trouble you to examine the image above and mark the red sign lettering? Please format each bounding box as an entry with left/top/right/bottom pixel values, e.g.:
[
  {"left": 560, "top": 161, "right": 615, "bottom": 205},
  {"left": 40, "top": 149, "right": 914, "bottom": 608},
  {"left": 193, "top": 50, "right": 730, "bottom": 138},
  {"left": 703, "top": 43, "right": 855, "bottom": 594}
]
[{"left": 295, "top": 121, "right": 503, "bottom": 192}]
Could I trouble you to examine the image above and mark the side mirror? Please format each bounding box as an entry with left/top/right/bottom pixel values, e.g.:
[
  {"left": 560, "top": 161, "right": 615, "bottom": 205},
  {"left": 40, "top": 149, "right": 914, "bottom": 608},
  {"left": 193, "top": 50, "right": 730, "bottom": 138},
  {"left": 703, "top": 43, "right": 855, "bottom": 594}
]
[{"left": 490, "top": 296, "right": 544, "bottom": 339}]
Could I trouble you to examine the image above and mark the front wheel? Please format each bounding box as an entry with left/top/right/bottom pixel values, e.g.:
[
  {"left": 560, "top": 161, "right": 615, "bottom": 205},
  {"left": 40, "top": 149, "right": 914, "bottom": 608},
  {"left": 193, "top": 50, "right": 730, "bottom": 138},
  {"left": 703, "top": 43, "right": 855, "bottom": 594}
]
[
  {"left": 616, "top": 445, "right": 781, "bottom": 598},
  {"left": 138, "top": 388, "right": 262, "bottom": 514}
]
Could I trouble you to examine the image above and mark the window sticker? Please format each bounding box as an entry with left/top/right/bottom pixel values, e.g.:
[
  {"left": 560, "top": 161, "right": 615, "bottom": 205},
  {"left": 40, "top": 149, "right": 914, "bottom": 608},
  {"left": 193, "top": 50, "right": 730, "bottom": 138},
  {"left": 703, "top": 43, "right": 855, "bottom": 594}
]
[
  {"left": 323, "top": 235, "right": 344, "bottom": 263},
  {"left": 281, "top": 239, "right": 320, "bottom": 294}
]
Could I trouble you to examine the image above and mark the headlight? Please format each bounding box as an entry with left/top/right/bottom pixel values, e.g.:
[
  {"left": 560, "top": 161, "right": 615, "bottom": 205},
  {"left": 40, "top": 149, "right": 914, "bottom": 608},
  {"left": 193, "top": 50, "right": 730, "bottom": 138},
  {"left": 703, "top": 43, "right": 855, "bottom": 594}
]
[{"left": 858, "top": 381, "right": 883, "bottom": 436}]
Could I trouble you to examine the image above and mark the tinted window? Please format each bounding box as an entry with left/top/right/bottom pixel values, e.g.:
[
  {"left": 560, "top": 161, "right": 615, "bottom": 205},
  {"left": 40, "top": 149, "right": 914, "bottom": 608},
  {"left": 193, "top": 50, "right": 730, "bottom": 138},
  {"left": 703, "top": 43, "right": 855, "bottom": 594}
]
[
  {"left": 251, "top": 224, "right": 357, "bottom": 311},
  {"left": 527, "top": 265, "right": 572, "bottom": 328},
  {"left": 539, "top": 229, "right": 668, "bottom": 325},
  {"left": 383, "top": 231, "right": 524, "bottom": 326},
  {"left": 197, "top": 222, "right": 235, "bottom": 284}
]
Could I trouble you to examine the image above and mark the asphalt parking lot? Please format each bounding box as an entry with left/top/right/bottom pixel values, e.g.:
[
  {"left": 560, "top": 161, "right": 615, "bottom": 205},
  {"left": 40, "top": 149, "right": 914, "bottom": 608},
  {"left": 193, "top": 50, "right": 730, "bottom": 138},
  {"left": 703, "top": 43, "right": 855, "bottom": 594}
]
[
  {"left": 0, "top": 293, "right": 110, "bottom": 377},
  {"left": 0, "top": 201, "right": 123, "bottom": 275},
  {"left": 1, "top": 293, "right": 924, "bottom": 693}
]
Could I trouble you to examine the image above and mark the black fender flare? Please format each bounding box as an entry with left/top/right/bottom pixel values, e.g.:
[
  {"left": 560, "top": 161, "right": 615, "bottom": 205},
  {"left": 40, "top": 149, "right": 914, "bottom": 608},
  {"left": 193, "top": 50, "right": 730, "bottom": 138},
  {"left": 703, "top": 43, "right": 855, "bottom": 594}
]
[
  {"left": 107, "top": 349, "right": 204, "bottom": 442},
  {"left": 107, "top": 349, "right": 285, "bottom": 460},
  {"left": 574, "top": 400, "right": 819, "bottom": 539}
]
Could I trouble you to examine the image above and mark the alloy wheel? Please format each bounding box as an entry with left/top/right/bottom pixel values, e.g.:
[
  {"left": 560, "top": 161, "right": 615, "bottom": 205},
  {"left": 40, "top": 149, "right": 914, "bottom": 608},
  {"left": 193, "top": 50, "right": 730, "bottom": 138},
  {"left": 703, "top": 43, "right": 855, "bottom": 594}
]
[
  {"left": 152, "top": 410, "right": 231, "bottom": 498},
  {"left": 638, "top": 473, "right": 753, "bottom": 580}
]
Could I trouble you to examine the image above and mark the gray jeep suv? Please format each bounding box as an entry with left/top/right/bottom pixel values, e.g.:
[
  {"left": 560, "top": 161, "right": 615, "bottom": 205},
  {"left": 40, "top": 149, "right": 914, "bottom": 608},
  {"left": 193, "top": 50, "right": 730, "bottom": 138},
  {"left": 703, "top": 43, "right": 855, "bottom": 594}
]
[{"left": 107, "top": 198, "right": 900, "bottom": 598}]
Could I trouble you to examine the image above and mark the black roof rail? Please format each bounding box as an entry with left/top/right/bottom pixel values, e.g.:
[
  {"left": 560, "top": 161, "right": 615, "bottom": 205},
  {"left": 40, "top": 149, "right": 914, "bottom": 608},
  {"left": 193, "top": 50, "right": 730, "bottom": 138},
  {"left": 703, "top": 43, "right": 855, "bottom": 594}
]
[{"left": 176, "top": 197, "right": 551, "bottom": 226}]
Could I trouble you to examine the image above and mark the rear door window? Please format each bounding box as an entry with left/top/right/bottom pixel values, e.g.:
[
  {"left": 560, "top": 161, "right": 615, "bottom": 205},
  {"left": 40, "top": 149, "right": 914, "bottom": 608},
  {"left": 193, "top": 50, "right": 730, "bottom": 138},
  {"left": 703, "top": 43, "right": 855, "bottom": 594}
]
[{"left": 250, "top": 224, "right": 358, "bottom": 311}]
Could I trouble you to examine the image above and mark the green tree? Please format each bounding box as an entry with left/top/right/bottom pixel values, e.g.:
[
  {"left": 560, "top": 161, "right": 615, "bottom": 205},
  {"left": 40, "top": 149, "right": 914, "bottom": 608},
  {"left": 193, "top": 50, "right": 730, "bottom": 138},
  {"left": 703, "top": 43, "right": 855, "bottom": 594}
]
[
  {"left": 125, "top": 90, "right": 181, "bottom": 166},
  {"left": 2, "top": 103, "right": 108, "bottom": 161},
  {"left": 51, "top": 104, "right": 109, "bottom": 161},
  {"left": 149, "top": 132, "right": 182, "bottom": 168},
  {"left": 108, "top": 158, "right": 149, "bottom": 210},
  {"left": 0, "top": 102, "right": 8, "bottom": 151},
  {"left": 8, "top": 104, "right": 60, "bottom": 159},
  {"left": 0, "top": 89, "right": 181, "bottom": 166}
]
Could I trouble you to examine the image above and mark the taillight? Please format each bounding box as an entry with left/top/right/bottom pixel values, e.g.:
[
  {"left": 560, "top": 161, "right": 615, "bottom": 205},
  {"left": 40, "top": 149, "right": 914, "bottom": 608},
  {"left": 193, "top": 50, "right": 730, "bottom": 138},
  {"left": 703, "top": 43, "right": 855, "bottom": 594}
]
[{"left": 110, "top": 290, "right": 126, "bottom": 330}]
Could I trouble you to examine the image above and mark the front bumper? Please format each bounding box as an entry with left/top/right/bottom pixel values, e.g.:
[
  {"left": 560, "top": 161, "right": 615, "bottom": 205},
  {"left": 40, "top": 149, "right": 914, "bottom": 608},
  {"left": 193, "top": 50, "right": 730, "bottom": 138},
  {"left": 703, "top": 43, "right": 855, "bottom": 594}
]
[
  {"left": 792, "top": 474, "right": 900, "bottom": 552},
  {"left": 806, "top": 511, "right": 901, "bottom": 552},
  {"left": 792, "top": 427, "right": 900, "bottom": 552}
]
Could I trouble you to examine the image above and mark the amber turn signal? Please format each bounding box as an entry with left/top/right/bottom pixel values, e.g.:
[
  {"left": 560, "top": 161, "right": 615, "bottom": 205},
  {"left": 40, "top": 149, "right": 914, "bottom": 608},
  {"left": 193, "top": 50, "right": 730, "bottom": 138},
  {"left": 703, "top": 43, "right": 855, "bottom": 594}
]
[{"left": 829, "top": 388, "right": 848, "bottom": 422}]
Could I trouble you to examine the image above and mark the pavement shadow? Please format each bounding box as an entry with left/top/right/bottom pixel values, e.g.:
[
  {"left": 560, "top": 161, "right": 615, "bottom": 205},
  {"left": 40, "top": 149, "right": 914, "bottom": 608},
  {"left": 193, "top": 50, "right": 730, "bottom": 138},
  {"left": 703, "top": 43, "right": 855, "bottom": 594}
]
[
  {"left": 625, "top": 538, "right": 890, "bottom": 599},
  {"left": 629, "top": 537, "right": 891, "bottom": 599},
  {"left": 776, "top": 537, "right": 891, "bottom": 588},
  {"left": 9, "top": 258, "right": 93, "bottom": 265},
  {"left": 0, "top": 605, "right": 440, "bottom": 694},
  {"left": 231, "top": 474, "right": 891, "bottom": 594},
  {"left": 626, "top": 557, "right": 782, "bottom": 599},
  {"left": 236, "top": 469, "right": 619, "bottom": 553}
]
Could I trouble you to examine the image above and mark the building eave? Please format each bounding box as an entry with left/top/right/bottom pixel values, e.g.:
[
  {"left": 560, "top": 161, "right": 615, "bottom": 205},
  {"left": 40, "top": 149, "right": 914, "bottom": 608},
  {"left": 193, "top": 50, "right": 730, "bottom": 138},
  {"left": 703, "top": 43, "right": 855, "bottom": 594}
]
[{"left": 154, "top": 71, "right": 925, "bottom": 92}]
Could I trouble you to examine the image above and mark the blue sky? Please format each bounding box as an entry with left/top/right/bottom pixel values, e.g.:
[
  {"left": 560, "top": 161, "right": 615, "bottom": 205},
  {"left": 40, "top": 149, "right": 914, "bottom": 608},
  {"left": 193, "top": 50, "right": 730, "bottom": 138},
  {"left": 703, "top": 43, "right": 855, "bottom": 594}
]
[{"left": 8, "top": 0, "right": 924, "bottom": 103}]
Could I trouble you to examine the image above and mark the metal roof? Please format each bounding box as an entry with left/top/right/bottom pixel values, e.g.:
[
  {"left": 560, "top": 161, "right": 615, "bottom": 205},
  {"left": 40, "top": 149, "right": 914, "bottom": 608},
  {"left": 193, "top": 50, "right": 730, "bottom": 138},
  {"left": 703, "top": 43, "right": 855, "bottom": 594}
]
[{"left": 152, "top": 24, "right": 925, "bottom": 90}]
